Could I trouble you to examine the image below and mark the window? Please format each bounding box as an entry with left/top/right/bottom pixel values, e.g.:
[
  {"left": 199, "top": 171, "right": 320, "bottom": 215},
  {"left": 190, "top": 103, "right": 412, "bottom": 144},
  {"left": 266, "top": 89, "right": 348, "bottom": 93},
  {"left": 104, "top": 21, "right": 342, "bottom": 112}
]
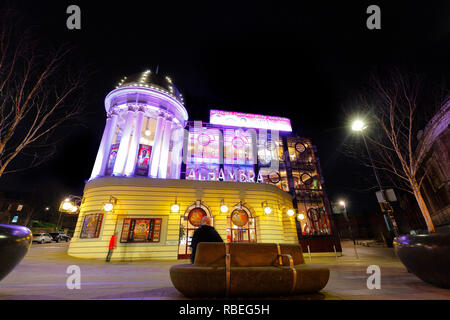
[
  {"left": 120, "top": 218, "right": 162, "bottom": 243},
  {"left": 80, "top": 213, "right": 104, "bottom": 239},
  {"left": 227, "top": 207, "right": 257, "bottom": 242}
]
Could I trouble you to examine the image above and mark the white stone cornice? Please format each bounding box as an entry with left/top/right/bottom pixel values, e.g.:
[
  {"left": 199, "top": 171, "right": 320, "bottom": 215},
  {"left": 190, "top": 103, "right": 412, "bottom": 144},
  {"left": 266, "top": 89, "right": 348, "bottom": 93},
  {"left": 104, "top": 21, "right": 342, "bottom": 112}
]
[{"left": 416, "top": 101, "right": 450, "bottom": 166}]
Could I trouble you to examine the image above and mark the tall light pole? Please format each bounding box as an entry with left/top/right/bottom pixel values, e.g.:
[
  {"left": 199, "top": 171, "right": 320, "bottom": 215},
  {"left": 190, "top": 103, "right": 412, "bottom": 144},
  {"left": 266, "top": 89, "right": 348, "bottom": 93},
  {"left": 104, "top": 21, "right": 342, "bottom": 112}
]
[
  {"left": 351, "top": 119, "right": 399, "bottom": 238},
  {"left": 339, "top": 200, "right": 358, "bottom": 258}
]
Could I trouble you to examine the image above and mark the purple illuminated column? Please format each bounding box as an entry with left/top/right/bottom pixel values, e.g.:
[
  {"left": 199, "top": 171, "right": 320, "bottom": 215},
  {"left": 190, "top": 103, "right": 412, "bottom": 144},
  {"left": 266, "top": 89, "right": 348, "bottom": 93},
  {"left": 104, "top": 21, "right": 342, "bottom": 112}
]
[
  {"left": 124, "top": 108, "right": 145, "bottom": 176},
  {"left": 158, "top": 118, "right": 174, "bottom": 179},
  {"left": 113, "top": 107, "right": 136, "bottom": 176},
  {"left": 149, "top": 115, "right": 165, "bottom": 178},
  {"left": 170, "top": 125, "right": 184, "bottom": 179},
  {"left": 90, "top": 112, "right": 118, "bottom": 179}
]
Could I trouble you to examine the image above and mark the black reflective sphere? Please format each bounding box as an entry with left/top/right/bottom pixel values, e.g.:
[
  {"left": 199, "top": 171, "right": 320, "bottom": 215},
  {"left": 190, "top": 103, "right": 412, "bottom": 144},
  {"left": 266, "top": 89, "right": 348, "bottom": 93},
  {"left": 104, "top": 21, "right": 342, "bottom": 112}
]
[
  {"left": 394, "top": 233, "right": 450, "bottom": 288},
  {"left": 0, "top": 224, "right": 32, "bottom": 281}
]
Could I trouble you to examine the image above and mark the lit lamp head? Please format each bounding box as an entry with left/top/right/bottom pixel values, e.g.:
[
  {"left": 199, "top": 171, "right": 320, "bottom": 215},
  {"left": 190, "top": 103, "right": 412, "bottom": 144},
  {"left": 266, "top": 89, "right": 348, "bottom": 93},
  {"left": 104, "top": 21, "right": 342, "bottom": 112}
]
[
  {"left": 60, "top": 196, "right": 82, "bottom": 213},
  {"left": 171, "top": 197, "right": 180, "bottom": 212},
  {"left": 287, "top": 209, "right": 295, "bottom": 216},
  {"left": 61, "top": 199, "right": 73, "bottom": 211},
  {"left": 339, "top": 200, "right": 346, "bottom": 207},
  {"left": 103, "top": 203, "right": 114, "bottom": 212},
  {"left": 262, "top": 201, "right": 272, "bottom": 215},
  {"left": 103, "top": 196, "right": 117, "bottom": 213},
  {"left": 220, "top": 199, "right": 228, "bottom": 213},
  {"left": 351, "top": 119, "right": 367, "bottom": 132},
  {"left": 297, "top": 213, "right": 305, "bottom": 221}
]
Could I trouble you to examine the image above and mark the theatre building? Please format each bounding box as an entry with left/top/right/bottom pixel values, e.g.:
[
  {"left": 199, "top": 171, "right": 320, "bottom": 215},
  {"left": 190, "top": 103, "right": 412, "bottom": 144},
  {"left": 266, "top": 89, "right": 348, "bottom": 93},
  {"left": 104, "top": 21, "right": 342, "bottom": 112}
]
[{"left": 67, "top": 71, "right": 342, "bottom": 261}]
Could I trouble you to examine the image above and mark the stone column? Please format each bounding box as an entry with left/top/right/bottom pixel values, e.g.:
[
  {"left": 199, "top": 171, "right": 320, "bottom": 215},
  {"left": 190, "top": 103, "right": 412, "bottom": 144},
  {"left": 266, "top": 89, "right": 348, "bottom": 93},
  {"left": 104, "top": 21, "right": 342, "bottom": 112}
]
[
  {"left": 158, "top": 118, "right": 174, "bottom": 179},
  {"left": 113, "top": 107, "right": 136, "bottom": 176},
  {"left": 250, "top": 129, "right": 258, "bottom": 179},
  {"left": 149, "top": 114, "right": 165, "bottom": 178},
  {"left": 90, "top": 112, "right": 118, "bottom": 179},
  {"left": 124, "top": 108, "right": 145, "bottom": 176}
]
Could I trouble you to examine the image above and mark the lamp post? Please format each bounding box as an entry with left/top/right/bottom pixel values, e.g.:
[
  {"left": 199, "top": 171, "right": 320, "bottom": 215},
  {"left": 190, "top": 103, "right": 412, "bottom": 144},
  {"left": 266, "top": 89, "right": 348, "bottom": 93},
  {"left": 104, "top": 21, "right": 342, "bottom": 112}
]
[
  {"left": 351, "top": 119, "right": 400, "bottom": 238},
  {"left": 58, "top": 195, "right": 82, "bottom": 230},
  {"left": 339, "top": 200, "right": 358, "bottom": 258}
]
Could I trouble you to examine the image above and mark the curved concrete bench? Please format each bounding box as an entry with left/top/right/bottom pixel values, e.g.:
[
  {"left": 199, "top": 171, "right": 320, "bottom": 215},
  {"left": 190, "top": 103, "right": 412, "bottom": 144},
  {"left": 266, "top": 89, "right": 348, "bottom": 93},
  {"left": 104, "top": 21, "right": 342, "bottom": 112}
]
[{"left": 170, "top": 242, "right": 329, "bottom": 297}]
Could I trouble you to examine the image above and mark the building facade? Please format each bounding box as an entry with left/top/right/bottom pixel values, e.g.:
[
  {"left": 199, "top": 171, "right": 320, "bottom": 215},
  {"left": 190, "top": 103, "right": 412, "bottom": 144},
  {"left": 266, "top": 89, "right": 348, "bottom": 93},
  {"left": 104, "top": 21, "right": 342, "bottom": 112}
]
[
  {"left": 67, "top": 71, "right": 341, "bottom": 261},
  {"left": 417, "top": 101, "right": 450, "bottom": 231}
]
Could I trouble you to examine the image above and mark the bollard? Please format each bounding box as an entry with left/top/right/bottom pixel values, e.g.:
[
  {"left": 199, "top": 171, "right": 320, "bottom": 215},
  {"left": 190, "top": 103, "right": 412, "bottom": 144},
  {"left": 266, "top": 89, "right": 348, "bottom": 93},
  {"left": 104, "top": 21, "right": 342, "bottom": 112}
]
[
  {"left": 333, "top": 245, "right": 338, "bottom": 259},
  {"left": 307, "top": 245, "right": 312, "bottom": 262}
]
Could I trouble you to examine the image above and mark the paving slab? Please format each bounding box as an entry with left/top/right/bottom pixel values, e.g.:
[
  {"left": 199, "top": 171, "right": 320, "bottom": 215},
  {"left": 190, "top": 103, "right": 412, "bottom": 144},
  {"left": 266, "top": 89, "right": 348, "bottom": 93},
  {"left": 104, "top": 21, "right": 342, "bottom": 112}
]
[{"left": 0, "top": 241, "right": 449, "bottom": 300}]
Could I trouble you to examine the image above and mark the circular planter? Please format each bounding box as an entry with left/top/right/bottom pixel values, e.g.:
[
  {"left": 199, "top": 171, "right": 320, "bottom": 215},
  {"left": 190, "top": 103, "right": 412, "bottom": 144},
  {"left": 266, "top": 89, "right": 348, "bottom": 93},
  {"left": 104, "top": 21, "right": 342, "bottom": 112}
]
[
  {"left": 394, "top": 233, "right": 450, "bottom": 288},
  {"left": 0, "top": 224, "right": 33, "bottom": 281}
]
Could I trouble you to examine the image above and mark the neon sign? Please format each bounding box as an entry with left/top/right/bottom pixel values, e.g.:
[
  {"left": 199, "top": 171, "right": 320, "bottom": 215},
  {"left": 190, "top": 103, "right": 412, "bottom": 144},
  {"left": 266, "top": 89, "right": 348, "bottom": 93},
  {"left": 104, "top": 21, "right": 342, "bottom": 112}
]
[
  {"left": 210, "top": 109, "right": 292, "bottom": 132},
  {"left": 186, "top": 168, "right": 265, "bottom": 183}
]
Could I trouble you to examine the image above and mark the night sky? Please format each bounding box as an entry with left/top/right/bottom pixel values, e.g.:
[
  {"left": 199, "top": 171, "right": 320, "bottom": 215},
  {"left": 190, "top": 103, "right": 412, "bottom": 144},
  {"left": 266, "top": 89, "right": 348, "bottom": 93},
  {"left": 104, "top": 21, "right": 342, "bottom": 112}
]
[{"left": 2, "top": 1, "right": 450, "bottom": 216}]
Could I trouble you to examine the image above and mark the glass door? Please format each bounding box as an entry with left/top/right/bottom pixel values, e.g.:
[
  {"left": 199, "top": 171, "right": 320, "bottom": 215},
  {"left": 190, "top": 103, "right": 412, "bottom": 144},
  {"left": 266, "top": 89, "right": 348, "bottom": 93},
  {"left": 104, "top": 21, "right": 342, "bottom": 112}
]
[
  {"left": 229, "top": 216, "right": 257, "bottom": 242},
  {"left": 177, "top": 209, "right": 213, "bottom": 259}
]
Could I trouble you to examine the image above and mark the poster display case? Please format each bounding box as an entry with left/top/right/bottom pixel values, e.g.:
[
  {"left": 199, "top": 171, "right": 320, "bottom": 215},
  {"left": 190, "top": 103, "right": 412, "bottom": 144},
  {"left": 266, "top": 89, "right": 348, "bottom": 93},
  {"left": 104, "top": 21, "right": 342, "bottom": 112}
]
[
  {"left": 80, "top": 213, "right": 104, "bottom": 239},
  {"left": 120, "top": 218, "right": 162, "bottom": 243},
  {"left": 135, "top": 144, "right": 152, "bottom": 176},
  {"left": 105, "top": 144, "right": 119, "bottom": 176}
]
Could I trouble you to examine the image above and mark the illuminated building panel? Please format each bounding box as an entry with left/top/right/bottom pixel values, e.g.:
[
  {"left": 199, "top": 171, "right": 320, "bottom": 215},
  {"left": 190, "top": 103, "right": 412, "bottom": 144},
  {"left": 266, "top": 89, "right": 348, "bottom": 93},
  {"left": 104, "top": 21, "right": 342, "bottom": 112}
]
[{"left": 210, "top": 109, "right": 292, "bottom": 132}]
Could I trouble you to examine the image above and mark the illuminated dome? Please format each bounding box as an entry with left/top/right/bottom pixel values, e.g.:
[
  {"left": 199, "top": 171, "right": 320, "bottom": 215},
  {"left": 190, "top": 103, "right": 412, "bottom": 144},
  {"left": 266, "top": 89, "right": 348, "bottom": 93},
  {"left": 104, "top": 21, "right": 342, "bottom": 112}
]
[
  {"left": 105, "top": 69, "right": 188, "bottom": 121},
  {"left": 91, "top": 70, "right": 188, "bottom": 180},
  {"left": 115, "top": 70, "right": 184, "bottom": 104}
]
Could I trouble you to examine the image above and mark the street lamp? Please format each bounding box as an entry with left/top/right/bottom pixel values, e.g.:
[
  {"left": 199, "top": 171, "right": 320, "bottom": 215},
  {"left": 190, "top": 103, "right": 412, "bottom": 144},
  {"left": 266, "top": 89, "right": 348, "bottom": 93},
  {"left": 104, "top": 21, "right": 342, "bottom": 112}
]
[
  {"left": 339, "top": 200, "right": 359, "bottom": 259},
  {"left": 351, "top": 119, "right": 367, "bottom": 132},
  {"left": 58, "top": 195, "right": 82, "bottom": 231},
  {"left": 339, "top": 200, "right": 355, "bottom": 243},
  {"left": 351, "top": 119, "right": 399, "bottom": 237}
]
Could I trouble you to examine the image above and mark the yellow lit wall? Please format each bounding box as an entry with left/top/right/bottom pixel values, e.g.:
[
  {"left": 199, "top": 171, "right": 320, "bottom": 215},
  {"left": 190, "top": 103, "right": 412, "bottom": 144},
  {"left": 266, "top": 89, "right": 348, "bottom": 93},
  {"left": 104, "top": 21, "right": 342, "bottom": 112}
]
[{"left": 68, "top": 177, "right": 298, "bottom": 261}]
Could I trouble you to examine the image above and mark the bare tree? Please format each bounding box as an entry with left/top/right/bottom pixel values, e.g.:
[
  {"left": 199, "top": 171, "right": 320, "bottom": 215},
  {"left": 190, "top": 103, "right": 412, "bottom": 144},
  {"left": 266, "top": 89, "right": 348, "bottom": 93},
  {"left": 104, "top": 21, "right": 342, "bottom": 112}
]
[
  {"left": 0, "top": 9, "right": 84, "bottom": 177},
  {"left": 354, "top": 70, "right": 448, "bottom": 233}
]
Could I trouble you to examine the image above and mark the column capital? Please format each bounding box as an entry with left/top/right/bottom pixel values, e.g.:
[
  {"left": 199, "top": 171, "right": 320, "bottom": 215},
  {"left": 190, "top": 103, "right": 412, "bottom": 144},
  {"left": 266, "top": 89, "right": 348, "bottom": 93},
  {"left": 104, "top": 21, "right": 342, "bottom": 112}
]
[
  {"left": 127, "top": 105, "right": 139, "bottom": 112},
  {"left": 107, "top": 108, "right": 120, "bottom": 117}
]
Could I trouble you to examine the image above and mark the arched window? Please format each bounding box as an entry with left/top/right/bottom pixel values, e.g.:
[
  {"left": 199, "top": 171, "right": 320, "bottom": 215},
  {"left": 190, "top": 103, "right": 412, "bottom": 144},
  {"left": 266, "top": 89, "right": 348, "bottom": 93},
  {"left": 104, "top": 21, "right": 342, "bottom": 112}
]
[
  {"left": 178, "top": 200, "right": 212, "bottom": 259},
  {"left": 227, "top": 204, "right": 257, "bottom": 243}
]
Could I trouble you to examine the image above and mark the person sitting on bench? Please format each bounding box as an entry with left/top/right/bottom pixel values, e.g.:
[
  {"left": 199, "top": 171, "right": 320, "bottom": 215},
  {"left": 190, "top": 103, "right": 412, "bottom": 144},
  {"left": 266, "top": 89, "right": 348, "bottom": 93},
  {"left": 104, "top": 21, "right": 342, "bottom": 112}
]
[{"left": 190, "top": 216, "right": 223, "bottom": 263}]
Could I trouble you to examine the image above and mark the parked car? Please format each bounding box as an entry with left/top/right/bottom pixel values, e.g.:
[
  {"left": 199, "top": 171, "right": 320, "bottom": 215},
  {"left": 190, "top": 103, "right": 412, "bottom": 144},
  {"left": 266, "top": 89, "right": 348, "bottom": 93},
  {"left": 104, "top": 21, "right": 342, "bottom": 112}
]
[
  {"left": 32, "top": 233, "right": 53, "bottom": 244},
  {"left": 49, "top": 232, "right": 71, "bottom": 242}
]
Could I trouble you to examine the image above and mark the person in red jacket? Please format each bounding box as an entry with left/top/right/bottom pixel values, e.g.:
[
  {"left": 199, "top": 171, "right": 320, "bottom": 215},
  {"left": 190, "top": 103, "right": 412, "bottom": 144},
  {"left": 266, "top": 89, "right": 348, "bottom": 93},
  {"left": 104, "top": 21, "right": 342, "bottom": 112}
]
[{"left": 106, "top": 233, "right": 117, "bottom": 262}]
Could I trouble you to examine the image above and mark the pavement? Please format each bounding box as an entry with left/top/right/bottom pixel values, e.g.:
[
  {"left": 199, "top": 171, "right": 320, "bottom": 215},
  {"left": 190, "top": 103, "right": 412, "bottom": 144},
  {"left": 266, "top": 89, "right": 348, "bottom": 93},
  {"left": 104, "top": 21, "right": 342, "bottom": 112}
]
[{"left": 0, "top": 240, "right": 449, "bottom": 300}]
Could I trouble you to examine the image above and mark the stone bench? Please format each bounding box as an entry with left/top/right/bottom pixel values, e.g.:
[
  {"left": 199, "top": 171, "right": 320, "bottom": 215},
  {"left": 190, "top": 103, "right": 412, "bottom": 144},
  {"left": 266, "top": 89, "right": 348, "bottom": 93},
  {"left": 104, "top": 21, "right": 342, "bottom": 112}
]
[{"left": 170, "top": 242, "right": 330, "bottom": 297}]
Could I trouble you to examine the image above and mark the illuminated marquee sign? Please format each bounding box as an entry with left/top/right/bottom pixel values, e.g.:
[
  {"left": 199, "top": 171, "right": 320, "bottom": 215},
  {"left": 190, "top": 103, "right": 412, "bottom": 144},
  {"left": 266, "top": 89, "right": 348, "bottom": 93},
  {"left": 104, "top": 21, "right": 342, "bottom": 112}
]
[
  {"left": 210, "top": 109, "right": 292, "bottom": 132},
  {"left": 186, "top": 167, "right": 265, "bottom": 183}
]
